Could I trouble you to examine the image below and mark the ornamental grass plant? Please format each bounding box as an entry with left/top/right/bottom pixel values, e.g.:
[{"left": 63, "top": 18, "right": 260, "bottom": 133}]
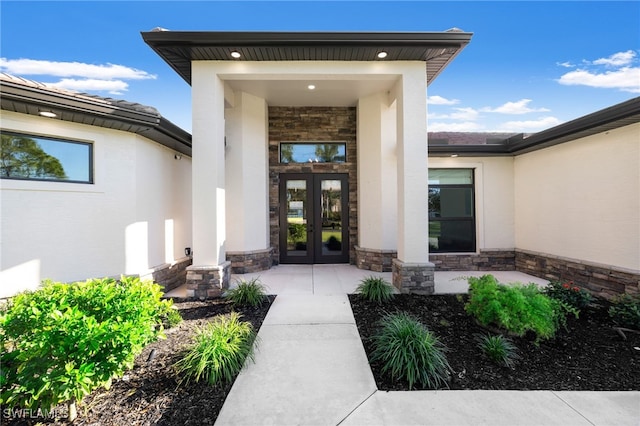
[
  {"left": 174, "top": 312, "right": 257, "bottom": 386},
  {"left": 370, "top": 312, "right": 450, "bottom": 389},
  {"left": 356, "top": 276, "right": 394, "bottom": 304},
  {"left": 475, "top": 333, "right": 519, "bottom": 367},
  {"left": 225, "top": 278, "right": 267, "bottom": 308}
]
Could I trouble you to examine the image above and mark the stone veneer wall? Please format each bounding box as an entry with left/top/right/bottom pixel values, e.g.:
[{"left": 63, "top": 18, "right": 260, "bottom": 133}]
[
  {"left": 355, "top": 246, "right": 397, "bottom": 272},
  {"left": 227, "top": 248, "right": 274, "bottom": 274},
  {"left": 429, "top": 250, "right": 516, "bottom": 271},
  {"left": 268, "top": 107, "right": 358, "bottom": 264},
  {"left": 142, "top": 257, "right": 192, "bottom": 292},
  {"left": 515, "top": 249, "right": 640, "bottom": 298}
]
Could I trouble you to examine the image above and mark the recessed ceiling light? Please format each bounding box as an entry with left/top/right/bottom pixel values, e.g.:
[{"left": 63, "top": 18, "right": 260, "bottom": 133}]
[
  {"left": 230, "top": 51, "right": 241, "bottom": 59},
  {"left": 39, "top": 110, "right": 57, "bottom": 118},
  {"left": 377, "top": 51, "right": 388, "bottom": 59},
  {"left": 308, "top": 84, "right": 316, "bottom": 90},
  {"left": 450, "top": 154, "right": 459, "bottom": 158}
]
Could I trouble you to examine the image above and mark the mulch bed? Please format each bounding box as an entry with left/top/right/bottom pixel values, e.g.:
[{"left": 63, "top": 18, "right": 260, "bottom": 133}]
[
  {"left": 2, "top": 296, "right": 275, "bottom": 426},
  {"left": 349, "top": 293, "right": 640, "bottom": 391}
]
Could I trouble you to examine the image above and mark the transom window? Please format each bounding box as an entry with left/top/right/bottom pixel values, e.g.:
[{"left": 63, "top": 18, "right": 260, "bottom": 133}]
[
  {"left": 280, "top": 142, "right": 346, "bottom": 164},
  {"left": 0, "top": 131, "right": 93, "bottom": 184},
  {"left": 429, "top": 168, "right": 475, "bottom": 253}
]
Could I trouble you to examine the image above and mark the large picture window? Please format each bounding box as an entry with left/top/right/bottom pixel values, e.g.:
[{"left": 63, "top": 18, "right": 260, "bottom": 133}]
[
  {"left": 429, "top": 169, "right": 475, "bottom": 253},
  {"left": 0, "top": 131, "right": 93, "bottom": 184},
  {"left": 280, "top": 142, "right": 346, "bottom": 164}
]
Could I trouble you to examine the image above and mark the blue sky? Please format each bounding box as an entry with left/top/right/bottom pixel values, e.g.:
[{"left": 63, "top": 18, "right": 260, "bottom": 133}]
[{"left": 1, "top": 1, "right": 639, "bottom": 134}]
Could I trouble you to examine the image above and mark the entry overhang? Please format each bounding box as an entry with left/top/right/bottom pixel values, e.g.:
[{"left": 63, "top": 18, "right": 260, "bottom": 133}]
[{"left": 141, "top": 30, "right": 473, "bottom": 86}]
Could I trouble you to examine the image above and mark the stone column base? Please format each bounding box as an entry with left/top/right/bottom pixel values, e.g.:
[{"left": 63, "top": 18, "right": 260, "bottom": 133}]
[
  {"left": 392, "top": 259, "right": 435, "bottom": 295},
  {"left": 185, "top": 261, "right": 231, "bottom": 299}
]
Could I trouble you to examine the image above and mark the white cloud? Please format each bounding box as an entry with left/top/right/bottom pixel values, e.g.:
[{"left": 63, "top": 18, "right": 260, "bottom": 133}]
[
  {"left": 498, "top": 116, "right": 562, "bottom": 132},
  {"left": 428, "top": 95, "right": 459, "bottom": 105},
  {"left": 593, "top": 50, "right": 636, "bottom": 67},
  {"left": 558, "top": 66, "right": 640, "bottom": 93},
  {"left": 429, "top": 107, "right": 479, "bottom": 121},
  {"left": 428, "top": 121, "right": 483, "bottom": 132},
  {"left": 45, "top": 78, "right": 129, "bottom": 95},
  {"left": 481, "top": 99, "right": 550, "bottom": 115},
  {"left": 556, "top": 50, "right": 640, "bottom": 93},
  {"left": 0, "top": 58, "right": 156, "bottom": 80},
  {"left": 557, "top": 61, "right": 574, "bottom": 68}
]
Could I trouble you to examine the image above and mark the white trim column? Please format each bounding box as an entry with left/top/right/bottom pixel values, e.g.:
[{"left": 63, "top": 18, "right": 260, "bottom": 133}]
[
  {"left": 186, "top": 62, "right": 230, "bottom": 298},
  {"left": 392, "top": 63, "right": 435, "bottom": 294}
]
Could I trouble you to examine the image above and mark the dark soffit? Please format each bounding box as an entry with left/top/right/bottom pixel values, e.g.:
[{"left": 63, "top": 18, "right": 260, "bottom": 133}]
[{"left": 141, "top": 30, "right": 473, "bottom": 86}]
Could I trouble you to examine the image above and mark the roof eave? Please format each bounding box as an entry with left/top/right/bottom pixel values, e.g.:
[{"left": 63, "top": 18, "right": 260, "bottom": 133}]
[{"left": 0, "top": 78, "right": 192, "bottom": 156}]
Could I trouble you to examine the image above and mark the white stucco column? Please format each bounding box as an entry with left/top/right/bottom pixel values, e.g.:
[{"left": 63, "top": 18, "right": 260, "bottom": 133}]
[
  {"left": 187, "top": 62, "right": 230, "bottom": 298},
  {"left": 392, "top": 63, "right": 434, "bottom": 294},
  {"left": 356, "top": 92, "right": 397, "bottom": 271},
  {"left": 224, "top": 91, "right": 272, "bottom": 271}
]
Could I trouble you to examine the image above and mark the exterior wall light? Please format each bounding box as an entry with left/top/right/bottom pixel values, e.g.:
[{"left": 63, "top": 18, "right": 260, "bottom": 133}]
[
  {"left": 39, "top": 110, "right": 57, "bottom": 118},
  {"left": 377, "top": 51, "right": 388, "bottom": 59},
  {"left": 185, "top": 247, "right": 192, "bottom": 256},
  {"left": 230, "top": 51, "right": 241, "bottom": 59}
]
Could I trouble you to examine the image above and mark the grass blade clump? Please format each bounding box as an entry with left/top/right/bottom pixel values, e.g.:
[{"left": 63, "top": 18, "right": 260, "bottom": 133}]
[
  {"left": 225, "top": 278, "right": 267, "bottom": 308},
  {"left": 370, "top": 312, "right": 450, "bottom": 390},
  {"left": 356, "top": 276, "right": 394, "bottom": 304},
  {"left": 174, "top": 312, "right": 257, "bottom": 386},
  {"left": 475, "top": 333, "right": 519, "bottom": 367}
]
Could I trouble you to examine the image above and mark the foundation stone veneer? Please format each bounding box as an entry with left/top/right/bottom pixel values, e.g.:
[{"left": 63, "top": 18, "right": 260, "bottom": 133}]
[{"left": 185, "top": 262, "right": 231, "bottom": 299}]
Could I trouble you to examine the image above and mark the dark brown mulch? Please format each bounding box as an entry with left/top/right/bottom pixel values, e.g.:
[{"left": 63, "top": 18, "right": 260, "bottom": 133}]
[
  {"left": 349, "top": 293, "right": 640, "bottom": 391},
  {"left": 2, "top": 296, "right": 275, "bottom": 426}
]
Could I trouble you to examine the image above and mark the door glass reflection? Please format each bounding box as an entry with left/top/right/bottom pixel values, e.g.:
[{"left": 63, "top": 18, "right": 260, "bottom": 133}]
[
  {"left": 286, "top": 180, "right": 307, "bottom": 256},
  {"left": 320, "top": 179, "right": 342, "bottom": 254}
]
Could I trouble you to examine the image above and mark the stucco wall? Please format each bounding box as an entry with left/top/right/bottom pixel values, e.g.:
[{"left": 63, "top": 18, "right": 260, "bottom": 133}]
[
  {"left": 428, "top": 156, "right": 516, "bottom": 251},
  {"left": 514, "top": 122, "right": 639, "bottom": 271},
  {"left": 0, "top": 111, "right": 192, "bottom": 297}
]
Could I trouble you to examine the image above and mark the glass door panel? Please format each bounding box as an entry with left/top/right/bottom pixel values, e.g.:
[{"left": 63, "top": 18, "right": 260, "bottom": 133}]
[
  {"left": 285, "top": 179, "right": 308, "bottom": 257},
  {"left": 319, "top": 179, "right": 343, "bottom": 255}
]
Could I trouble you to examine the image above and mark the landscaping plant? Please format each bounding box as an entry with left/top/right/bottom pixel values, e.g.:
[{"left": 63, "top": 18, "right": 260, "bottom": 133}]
[
  {"left": 608, "top": 293, "right": 640, "bottom": 330},
  {"left": 544, "top": 280, "right": 593, "bottom": 311},
  {"left": 475, "top": 333, "right": 519, "bottom": 367},
  {"left": 356, "top": 276, "right": 394, "bottom": 304},
  {"left": 370, "top": 312, "right": 450, "bottom": 389},
  {"left": 174, "top": 312, "right": 257, "bottom": 386},
  {"left": 465, "top": 274, "right": 576, "bottom": 343},
  {"left": 0, "top": 277, "right": 173, "bottom": 421},
  {"left": 225, "top": 278, "right": 267, "bottom": 308}
]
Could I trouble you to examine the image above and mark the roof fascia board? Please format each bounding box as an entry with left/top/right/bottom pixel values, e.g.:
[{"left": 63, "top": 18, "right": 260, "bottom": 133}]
[
  {"left": 507, "top": 97, "right": 640, "bottom": 154},
  {"left": 141, "top": 30, "right": 473, "bottom": 47}
]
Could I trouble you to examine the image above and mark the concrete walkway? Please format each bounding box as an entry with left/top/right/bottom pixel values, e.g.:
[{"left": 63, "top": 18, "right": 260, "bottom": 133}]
[{"left": 168, "top": 265, "right": 640, "bottom": 426}]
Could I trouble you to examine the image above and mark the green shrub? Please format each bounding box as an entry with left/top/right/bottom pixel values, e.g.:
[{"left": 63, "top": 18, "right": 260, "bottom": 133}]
[
  {"left": 544, "top": 280, "right": 593, "bottom": 311},
  {"left": 356, "top": 276, "right": 394, "bottom": 304},
  {"left": 160, "top": 304, "right": 183, "bottom": 328},
  {"left": 465, "top": 275, "right": 575, "bottom": 343},
  {"left": 370, "top": 312, "right": 450, "bottom": 390},
  {"left": 174, "top": 312, "right": 257, "bottom": 386},
  {"left": 475, "top": 333, "right": 519, "bottom": 367},
  {"left": 0, "top": 277, "right": 171, "bottom": 420},
  {"left": 225, "top": 278, "right": 267, "bottom": 308},
  {"left": 608, "top": 294, "right": 640, "bottom": 330}
]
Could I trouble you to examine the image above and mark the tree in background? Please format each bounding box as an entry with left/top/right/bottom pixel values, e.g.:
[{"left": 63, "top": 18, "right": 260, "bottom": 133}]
[{"left": 0, "top": 134, "right": 66, "bottom": 179}]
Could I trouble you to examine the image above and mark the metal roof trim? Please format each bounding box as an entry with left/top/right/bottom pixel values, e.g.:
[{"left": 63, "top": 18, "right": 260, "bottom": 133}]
[{"left": 0, "top": 74, "right": 192, "bottom": 156}]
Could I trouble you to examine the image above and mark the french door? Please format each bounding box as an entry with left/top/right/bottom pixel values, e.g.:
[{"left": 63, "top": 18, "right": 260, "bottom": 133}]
[{"left": 279, "top": 173, "right": 349, "bottom": 264}]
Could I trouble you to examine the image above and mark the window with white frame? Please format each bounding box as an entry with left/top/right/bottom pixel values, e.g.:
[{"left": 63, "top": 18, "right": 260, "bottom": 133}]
[
  {"left": 428, "top": 168, "right": 475, "bottom": 252},
  {"left": 0, "top": 131, "right": 93, "bottom": 184}
]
